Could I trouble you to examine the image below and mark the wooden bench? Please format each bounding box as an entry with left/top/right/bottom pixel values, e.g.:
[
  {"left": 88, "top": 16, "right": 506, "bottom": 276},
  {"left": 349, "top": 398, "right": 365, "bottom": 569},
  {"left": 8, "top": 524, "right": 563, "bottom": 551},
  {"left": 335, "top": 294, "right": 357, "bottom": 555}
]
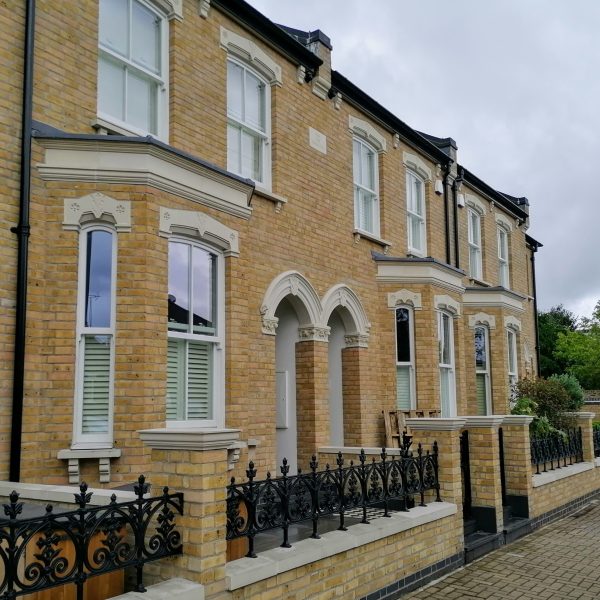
[{"left": 382, "top": 409, "right": 441, "bottom": 448}]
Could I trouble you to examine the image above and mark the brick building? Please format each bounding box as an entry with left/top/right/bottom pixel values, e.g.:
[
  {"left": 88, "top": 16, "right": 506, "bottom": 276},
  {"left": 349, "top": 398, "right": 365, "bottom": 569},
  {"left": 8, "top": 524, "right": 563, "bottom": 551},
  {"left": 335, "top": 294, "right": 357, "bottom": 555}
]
[{"left": 1, "top": 0, "right": 541, "bottom": 484}]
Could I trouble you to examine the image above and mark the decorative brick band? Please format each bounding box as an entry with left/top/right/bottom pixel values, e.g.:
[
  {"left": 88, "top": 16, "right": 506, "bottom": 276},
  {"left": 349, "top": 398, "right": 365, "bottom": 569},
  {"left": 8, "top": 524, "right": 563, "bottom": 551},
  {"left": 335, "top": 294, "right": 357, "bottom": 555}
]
[{"left": 359, "top": 552, "right": 464, "bottom": 600}]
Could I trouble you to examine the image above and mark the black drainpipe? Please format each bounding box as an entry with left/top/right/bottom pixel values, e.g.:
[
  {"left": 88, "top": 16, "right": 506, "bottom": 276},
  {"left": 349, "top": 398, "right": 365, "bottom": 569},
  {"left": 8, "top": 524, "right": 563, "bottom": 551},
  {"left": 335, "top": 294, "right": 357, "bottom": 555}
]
[
  {"left": 10, "top": 0, "right": 36, "bottom": 482},
  {"left": 530, "top": 243, "right": 541, "bottom": 377},
  {"left": 452, "top": 168, "right": 463, "bottom": 269},
  {"left": 443, "top": 164, "right": 451, "bottom": 265}
]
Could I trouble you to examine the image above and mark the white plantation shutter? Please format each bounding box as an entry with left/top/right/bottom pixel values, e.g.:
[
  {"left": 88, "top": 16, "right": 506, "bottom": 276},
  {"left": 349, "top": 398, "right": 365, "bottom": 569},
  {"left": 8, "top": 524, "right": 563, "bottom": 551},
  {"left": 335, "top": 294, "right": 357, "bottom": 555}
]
[
  {"left": 166, "top": 339, "right": 184, "bottom": 420},
  {"left": 187, "top": 342, "right": 213, "bottom": 420},
  {"left": 396, "top": 366, "right": 411, "bottom": 411},
  {"left": 476, "top": 373, "right": 487, "bottom": 416},
  {"left": 81, "top": 335, "right": 111, "bottom": 434}
]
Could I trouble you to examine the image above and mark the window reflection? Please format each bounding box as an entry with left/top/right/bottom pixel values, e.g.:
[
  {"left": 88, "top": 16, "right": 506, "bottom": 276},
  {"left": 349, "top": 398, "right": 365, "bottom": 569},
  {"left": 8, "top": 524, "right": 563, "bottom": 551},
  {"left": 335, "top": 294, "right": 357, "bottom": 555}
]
[{"left": 85, "top": 230, "right": 113, "bottom": 328}]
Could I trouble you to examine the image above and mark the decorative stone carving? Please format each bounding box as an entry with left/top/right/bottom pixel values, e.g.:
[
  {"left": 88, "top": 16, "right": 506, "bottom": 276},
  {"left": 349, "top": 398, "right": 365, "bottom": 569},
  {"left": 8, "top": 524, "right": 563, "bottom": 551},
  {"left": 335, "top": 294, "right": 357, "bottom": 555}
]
[
  {"left": 312, "top": 75, "right": 331, "bottom": 100},
  {"left": 467, "top": 312, "right": 496, "bottom": 329},
  {"left": 403, "top": 151, "right": 432, "bottom": 181},
  {"left": 387, "top": 289, "right": 422, "bottom": 310},
  {"left": 504, "top": 315, "right": 522, "bottom": 332},
  {"left": 333, "top": 92, "right": 343, "bottom": 110},
  {"left": 344, "top": 334, "right": 369, "bottom": 348},
  {"left": 320, "top": 284, "right": 371, "bottom": 344},
  {"left": 495, "top": 212, "right": 514, "bottom": 232},
  {"left": 297, "top": 65, "right": 306, "bottom": 84},
  {"left": 63, "top": 193, "right": 131, "bottom": 232},
  {"left": 298, "top": 326, "right": 330, "bottom": 342},
  {"left": 159, "top": 207, "right": 239, "bottom": 257},
  {"left": 393, "top": 133, "right": 400, "bottom": 149},
  {"left": 198, "top": 0, "right": 210, "bottom": 18},
  {"left": 465, "top": 194, "right": 488, "bottom": 215},
  {"left": 434, "top": 294, "right": 461, "bottom": 316},
  {"left": 349, "top": 115, "right": 387, "bottom": 153}
]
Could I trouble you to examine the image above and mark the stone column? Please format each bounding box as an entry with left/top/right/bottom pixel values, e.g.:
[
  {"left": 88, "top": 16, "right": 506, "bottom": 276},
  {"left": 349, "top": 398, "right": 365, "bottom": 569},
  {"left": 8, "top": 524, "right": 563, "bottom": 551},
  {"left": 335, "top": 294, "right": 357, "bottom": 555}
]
[
  {"left": 138, "top": 428, "right": 240, "bottom": 598},
  {"left": 295, "top": 336, "right": 330, "bottom": 469},
  {"left": 568, "top": 411, "right": 595, "bottom": 463},
  {"left": 463, "top": 416, "right": 505, "bottom": 532},
  {"left": 501, "top": 415, "right": 534, "bottom": 515}
]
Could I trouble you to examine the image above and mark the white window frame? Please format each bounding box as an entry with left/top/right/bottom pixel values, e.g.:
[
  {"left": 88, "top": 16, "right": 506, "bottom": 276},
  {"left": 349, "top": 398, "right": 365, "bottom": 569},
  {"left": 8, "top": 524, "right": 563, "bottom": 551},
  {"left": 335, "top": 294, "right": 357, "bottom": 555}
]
[
  {"left": 468, "top": 207, "right": 483, "bottom": 280},
  {"left": 437, "top": 310, "right": 456, "bottom": 418},
  {"left": 97, "top": 0, "right": 169, "bottom": 140},
  {"left": 167, "top": 238, "right": 225, "bottom": 429},
  {"left": 226, "top": 57, "right": 272, "bottom": 190},
  {"left": 72, "top": 225, "right": 117, "bottom": 449},
  {"left": 407, "top": 170, "right": 427, "bottom": 256},
  {"left": 474, "top": 325, "right": 492, "bottom": 415},
  {"left": 507, "top": 328, "right": 518, "bottom": 393},
  {"left": 352, "top": 136, "right": 380, "bottom": 237},
  {"left": 395, "top": 306, "right": 416, "bottom": 411},
  {"left": 498, "top": 226, "right": 510, "bottom": 288}
]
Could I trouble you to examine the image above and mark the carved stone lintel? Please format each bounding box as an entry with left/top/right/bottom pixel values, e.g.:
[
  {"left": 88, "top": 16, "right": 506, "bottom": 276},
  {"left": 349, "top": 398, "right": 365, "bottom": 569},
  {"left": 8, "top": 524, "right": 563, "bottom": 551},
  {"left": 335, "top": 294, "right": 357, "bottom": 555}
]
[
  {"left": 468, "top": 311, "right": 497, "bottom": 329},
  {"left": 199, "top": 0, "right": 210, "bottom": 18},
  {"left": 387, "top": 289, "right": 422, "bottom": 310},
  {"left": 504, "top": 315, "right": 522, "bottom": 332},
  {"left": 344, "top": 334, "right": 369, "bottom": 348},
  {"left": 298, "top": 326, "right": 330, "bottom": 342},
  {"left": 63, "top": 192, "right": 131, "bottom": 232}
]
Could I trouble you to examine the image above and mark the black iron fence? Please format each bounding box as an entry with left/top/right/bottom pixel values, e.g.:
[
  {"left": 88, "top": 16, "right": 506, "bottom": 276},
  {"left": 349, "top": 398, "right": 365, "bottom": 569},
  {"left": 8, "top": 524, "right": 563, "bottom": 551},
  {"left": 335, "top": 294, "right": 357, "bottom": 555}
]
[
  {"left": 227, "top": 442, "right": 440, "bottom": 558},
  {"left": 0, "top": 476, "right": 183, "bottom": 600},
  {"left": 530, "top": 428, "right": 583, "bottom": 474},
  {"left": 594, "top": 428, "right": 600, "bottom": 458}
]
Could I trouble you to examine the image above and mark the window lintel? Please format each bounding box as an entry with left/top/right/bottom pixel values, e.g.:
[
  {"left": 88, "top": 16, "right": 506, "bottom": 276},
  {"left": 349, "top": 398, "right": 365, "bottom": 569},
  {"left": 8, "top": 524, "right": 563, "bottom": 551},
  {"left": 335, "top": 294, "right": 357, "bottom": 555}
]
[{"left": 63, "top": 193, "right": 131, "bottom": 232}]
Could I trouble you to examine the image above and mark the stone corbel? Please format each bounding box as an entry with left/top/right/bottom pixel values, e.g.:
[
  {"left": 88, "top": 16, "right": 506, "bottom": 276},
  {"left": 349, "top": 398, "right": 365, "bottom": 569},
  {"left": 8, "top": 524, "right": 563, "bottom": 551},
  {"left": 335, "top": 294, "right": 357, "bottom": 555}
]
[
  {"left": 198, "top": 0, "right": 210, "bottom": 18},
  {"left": 298, "top": 326, "right": 330, "bottom": 342},
  {"left": 227, "top": 440, "right": 246, "bottom": 470},
  {"left": 312, "top": 75, "right": 331, "bottom": 100},
  {"left": 57, "top": 448, "right": 122, "bottom": 484},
  {"left": 344, "top": 333, "right": 369, "bottom": 348},
  {"left": 297, "top": 65, "right": 306, "bottom": 84}
]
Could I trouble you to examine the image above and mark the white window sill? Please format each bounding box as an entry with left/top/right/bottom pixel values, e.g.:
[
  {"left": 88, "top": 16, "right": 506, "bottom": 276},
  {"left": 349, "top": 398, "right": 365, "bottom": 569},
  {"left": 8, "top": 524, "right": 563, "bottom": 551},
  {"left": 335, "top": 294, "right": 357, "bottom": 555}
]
[
  {"left": 91, "top": 116, "right": 167, "bottom": 143},
  {"left": 532, "top": 461, "right": 594, "bottom": 487},
  {"left": 253, "top": 186, "right": 287, "bottom": 213},
  {"left": 58, "top": 448, "right": 121, "bottom": 460},
  {"left": 469, "top": 277, "right": 492, "bottom": 287},
  {"left": 353, "top": 229, "right": 391, "bottom": 253},
  {"left": 225, "top": 501, "right": 456, "bottom": 590}
]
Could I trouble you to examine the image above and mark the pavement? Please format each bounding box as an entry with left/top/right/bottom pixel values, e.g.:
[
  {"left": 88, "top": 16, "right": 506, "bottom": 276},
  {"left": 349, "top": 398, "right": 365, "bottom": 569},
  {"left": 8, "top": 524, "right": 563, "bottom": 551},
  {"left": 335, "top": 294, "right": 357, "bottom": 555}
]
[{"left": 405, "top": 501, "right": 600, "bottom": 600}]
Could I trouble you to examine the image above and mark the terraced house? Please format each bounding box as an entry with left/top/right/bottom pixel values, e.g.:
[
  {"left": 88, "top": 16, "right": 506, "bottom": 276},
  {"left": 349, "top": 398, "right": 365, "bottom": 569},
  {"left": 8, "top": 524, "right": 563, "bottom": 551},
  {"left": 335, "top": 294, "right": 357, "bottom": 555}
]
[{"left": 9, "top": 1, "right": 593, "bottom": 600}]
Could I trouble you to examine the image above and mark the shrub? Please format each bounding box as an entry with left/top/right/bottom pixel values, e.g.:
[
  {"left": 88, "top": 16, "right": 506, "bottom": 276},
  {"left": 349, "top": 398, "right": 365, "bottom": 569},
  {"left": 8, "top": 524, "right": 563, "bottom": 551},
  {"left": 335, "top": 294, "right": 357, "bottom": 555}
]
[
  {"left": 513, "top": 378, "right": 575, "bottom": 432},
  {"left": 549, "top": 373, "right": 584, "bottom": 410}
]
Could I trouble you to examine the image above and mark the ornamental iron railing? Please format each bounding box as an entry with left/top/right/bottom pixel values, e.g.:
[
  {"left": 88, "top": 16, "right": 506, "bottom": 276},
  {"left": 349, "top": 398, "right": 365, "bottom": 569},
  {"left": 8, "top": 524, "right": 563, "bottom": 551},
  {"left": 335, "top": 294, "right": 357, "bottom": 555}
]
[
  {"left": 530, "top": 428, "right": 583, "bottom": 474},
  {"left": 0, "top": 475, "right": 183, "bottom": 600},
  {"left": 594, "top": 428, "right": 600, "bottom": 458},
  {"left": 226, "top": 439, "right": 440, "bottom": 558}
]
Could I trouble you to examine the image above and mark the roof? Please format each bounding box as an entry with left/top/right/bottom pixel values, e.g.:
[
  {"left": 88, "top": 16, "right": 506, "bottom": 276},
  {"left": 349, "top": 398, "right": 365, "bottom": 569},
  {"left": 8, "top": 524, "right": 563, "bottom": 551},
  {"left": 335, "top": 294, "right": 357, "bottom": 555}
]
[{"left": 277, "top": 25, "right": 332, "bottom": 51}]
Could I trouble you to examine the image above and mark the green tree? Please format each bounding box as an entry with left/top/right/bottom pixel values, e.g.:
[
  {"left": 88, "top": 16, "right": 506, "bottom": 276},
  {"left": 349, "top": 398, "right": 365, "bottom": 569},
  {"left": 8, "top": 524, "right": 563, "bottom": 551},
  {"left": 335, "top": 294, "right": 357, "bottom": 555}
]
[{"left": 538, "top": 304, "right": 578, "bottom": 378}]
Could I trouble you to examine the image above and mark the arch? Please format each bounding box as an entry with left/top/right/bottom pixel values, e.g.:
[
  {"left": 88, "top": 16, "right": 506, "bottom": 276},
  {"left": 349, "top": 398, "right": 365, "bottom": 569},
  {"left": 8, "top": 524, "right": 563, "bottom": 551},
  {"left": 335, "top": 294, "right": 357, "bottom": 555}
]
[
  {"left": 468, "top": 312, "right": 497, "bottom": 329},
  {"left": 321, "top": 284, "right": 371, "bottom": 347},
  {"left": 349, "top": 115, "right": 387, "bottom": 153},
  {"left": 63, "top": 192, "right": 131, "bottom": 232},
  {"left": 465, "top": 194, "right": 488, "bottom": 216},
  {"left": 261, "top": 271, "right": 323, "bottom": 336}
]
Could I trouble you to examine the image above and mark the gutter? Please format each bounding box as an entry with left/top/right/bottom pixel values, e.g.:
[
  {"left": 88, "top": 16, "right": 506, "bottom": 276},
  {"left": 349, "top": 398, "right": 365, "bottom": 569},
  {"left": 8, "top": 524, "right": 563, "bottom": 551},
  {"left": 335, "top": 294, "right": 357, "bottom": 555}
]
[
  {"left": 527, "top": 236, "right": 543, "bottom": 377},
  {"left": 452, "top": 169, "right": 463, "bottom": 269},
  {"left": 443, "top": 164, "right": 451, "bottom": 265},
  {"left": 10, "top": 0, "right": 36, "bottom": 482}
]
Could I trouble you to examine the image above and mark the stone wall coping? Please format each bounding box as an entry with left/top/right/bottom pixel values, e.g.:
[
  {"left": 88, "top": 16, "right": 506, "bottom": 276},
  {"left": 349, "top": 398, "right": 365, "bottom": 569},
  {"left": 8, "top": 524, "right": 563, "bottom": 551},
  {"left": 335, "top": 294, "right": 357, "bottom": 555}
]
[
  {"left": 108, "top": 578, "right": 204, "bottom": 600},
  {"left": 0, "top": 481, "right": 137, "bottom": 506},
  {"left": 563, "top": 412, "right": 595, "bottom": 420},
  {"left": 225, "top": 502, "right": 457, "bottom": 590},
  {"left": 405, "top": 418, "right": 467, "bottom": 431},
  {"left": 318, "top": 446, "right": 403, "bottom": 456},
  {"left": 462, "top": 416, "right": 506, "bottom": 428},
  {"left": 532, "top": 462, "right": 594, "bottom": 488},
  {"left": 501, "top": 415, "right": 535, "bottom": 426},
  {"left": 138, "top": 428, "right": 240, "bottom": 451}
]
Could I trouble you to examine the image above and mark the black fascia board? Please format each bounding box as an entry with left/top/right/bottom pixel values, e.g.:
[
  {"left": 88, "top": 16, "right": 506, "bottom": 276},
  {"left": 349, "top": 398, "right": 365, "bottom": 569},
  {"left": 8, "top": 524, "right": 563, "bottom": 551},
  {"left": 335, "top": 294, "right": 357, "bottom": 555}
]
[
  {"left": 331, "top": 71, "right": 451, "bottom": 166},
  {"left": 460, "top": 165, "right": 529, "bottom": 221},
  {"left": 31, "top": 120, "right": 255, "bottom": 189},
  {"left": 525, "top": 234, "right": 543, "bottom": 249},
  {"left": 211, "top": 0, "right": 322, "bottom": 71}
]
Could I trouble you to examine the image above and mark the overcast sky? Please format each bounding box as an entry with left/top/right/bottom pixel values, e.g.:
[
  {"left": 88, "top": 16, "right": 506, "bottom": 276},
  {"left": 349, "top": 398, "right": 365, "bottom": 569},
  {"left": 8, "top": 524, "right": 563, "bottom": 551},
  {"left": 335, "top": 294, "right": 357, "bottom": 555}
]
[{"left": 249, "top": 0, "right": 600, "bottom": 319}]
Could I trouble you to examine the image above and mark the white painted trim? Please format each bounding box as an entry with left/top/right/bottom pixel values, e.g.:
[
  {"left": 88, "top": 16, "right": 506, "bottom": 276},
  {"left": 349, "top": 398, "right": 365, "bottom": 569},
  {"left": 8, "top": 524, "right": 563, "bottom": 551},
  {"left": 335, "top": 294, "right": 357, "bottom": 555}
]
[
  {"left": 405, "top": 418, "right": 467, "bottom": 431},
  {"left": 501, "top": 415, "right": 534, "bottom": 426},
  {"left": 532, "top": 462, "right": 593, "bottom": 487},
  {"left": 260, "top": 271, "right": 323, "bottom": 335},
  {"left": 463, "top": 288, "right": 524, "bottom": 312},
  {"left": 349, "top": 115, "right": 387, "bottom": 153},
  {"left": 376, "top": 262, "right": 465, "bottom": 295},
  {"left": 464, "top": 193, "right": 487, "bottom": 215},
  {"left": 138, "top": 427, "right": 240, "bottom": 450},
  {"left": 37, "top": 139, "right": 254, "bottom": 220},
  {"left": 462, "top": 416, "right": 505, "bottom": 428},
  {"left": 320, "top": 284, "right": 371, "bottom": 343},
  {"left": 159, "top": 207, "right": 239, "bottom": 257},
  {"left": 403, "top": 151, "right": 432, "bottom": 181},
  {"left": 387, "top": 289, "right": 422, "bottom": 310},
  {"left": 504, "top": 315, "right": 522, "bottom": 332},
  {"left": 495, "top": 212, "right": 514, "bottom": 232},
  {"left": 467, "top": 312, "right": 496, "bottom": 329},
  {"left": 225, "top": 502, "right": 457, "bottom": 590},
  {"left": 63, "top": 193, "right": 131, "bottom": 232},
  {"left": 434, "top": 294, "right": 461, "bottom": 316},
  {"left": 109, "top": 578, "right": 204, "bottom": 600},
  {"left": 220, "top": 27, "right": 282, "bottom": 86}
]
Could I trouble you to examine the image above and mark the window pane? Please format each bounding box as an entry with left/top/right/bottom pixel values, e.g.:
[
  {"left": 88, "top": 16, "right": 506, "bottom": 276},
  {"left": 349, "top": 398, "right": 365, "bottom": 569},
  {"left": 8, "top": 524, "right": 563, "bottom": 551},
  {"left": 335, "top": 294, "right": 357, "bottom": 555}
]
[
  {"left": 360, "top": 190, "right": 374, "bottom": 232},
  {"left": 192, "top": 247, "right": 215, "bottom": 334},
  {"left": 168, "top": 242, "right": 190, "bottom": 331},
  {"left": 470, "top": 246, "right": 481, "bottom": 279},
  {"left": 127, "top": 70, "right": 156, "bottom": 133},
  {"left": 507, "top": 331, "right": 516, "bottom": 372},
  {"left": 412, "top": 177, "right": 422, "bottom": 215},
  {"left": 440, "top": 313, "right": 452, "bottom": 365},
  {"left": 98, "top": 57, "right": 125, "bottom": 121},
  {"left": 85, "top": 230, "right": 113, "bottom": 328},
  {"left": 440, "top": 367, "right": 451, "bottom": 416},
  {"left": 500, "top": 261, "right": 509, "bottom": 287},
  {"left": 99, "top": 0, "right": 128, "bottom": 56},
  {"left": 396, "top": 308, "right": 411, "bottom": 363},
  {"left": 362, "top": 144, "right": 375, "bottom": 190},
  {"left": 227, "top": 62, "right": 244, "bottom": 121},
  {"left": 475, "top": 327, "right": 487, "bottom": 370},
  {"left": 81, "top": 334, "right": 111, "bottom": 434},
  {"left": 244, "top": 70, "right": 265, "bottom": 131},
  {"left": 410, "top": 214, "right": 422, "bottom": 251},
  {"left": 132, "top": 0, "right": 160, "bottom": 74},
  {"left": 353, "top": 140, "right": 360, "bottom": 185},
  {"left": 227, "top": 123, "right": 241, "bottom": 174},
  {"left": 396, "top": 366, "right": 411, "bottom": 410},
  {"left": 241, "top": 129, "right": 261, "bottom": 181}
]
